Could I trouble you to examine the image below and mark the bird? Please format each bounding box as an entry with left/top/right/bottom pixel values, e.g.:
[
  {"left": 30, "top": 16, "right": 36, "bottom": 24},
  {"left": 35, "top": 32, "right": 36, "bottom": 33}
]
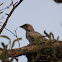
[{"left": 20, "top": 24, "right": 47, "bottom": 44}]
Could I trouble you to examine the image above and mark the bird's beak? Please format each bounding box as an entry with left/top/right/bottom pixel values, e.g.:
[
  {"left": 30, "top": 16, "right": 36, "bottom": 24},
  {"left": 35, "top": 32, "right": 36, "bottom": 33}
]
[{"left": 20, "top": 26, "right": 23, "bottom": 28}]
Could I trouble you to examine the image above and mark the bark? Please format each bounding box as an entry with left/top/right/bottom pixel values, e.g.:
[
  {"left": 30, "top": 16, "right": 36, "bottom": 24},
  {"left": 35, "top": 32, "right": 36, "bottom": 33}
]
[{"left": 0, "top": 41, "right": 62, "bottom": 62}]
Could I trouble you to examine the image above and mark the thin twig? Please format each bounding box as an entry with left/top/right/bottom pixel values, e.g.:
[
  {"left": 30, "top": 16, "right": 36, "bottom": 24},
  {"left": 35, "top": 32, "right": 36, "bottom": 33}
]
[
  {"left": 5, "top": 28, "right": 16, "bottom": 36},
  {"left": 0, "top": 0, "right": 23, "bottom": 34},
  {"left": 14, "top": 28, "right": 20, "bottom": 48},
  {"left": 5, "top": 27, "right": 20, "bottom": 48},
  {"left": 0, "top": 2, "right": 12, "bottom": 11}
]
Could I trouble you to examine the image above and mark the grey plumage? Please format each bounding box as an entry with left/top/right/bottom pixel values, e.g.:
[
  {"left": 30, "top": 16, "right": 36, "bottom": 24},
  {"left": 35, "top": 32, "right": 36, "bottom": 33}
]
[{"left": 20, "top": 24, "right": 47, "bottom": 43}]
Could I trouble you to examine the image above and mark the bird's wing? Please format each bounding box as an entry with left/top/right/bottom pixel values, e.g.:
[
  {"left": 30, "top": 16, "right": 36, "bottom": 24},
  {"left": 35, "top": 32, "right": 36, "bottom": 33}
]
[{"left": 26, "top": 32, "right": 47, "bottom": 42}]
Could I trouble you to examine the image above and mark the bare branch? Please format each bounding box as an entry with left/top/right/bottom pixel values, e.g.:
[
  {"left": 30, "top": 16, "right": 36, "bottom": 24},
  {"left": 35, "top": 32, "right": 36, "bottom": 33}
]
[
  {"left": 0, "top": 0, "right": 23, "bottom": 34},
  {"left": 0, "top": 41, "right": 62, "bottom": 57}
]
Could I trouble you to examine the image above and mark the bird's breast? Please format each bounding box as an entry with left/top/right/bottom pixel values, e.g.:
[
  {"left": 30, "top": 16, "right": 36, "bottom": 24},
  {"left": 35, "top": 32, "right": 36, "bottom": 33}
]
[{"left": 26, "top": 32, "right": 35, "bottom": 43}]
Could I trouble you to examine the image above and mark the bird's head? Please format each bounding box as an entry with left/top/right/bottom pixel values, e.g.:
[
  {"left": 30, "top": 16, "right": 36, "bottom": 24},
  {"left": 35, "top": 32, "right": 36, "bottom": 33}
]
[{"left": 20, "top": 24, "right": 34, "bottom": 32}]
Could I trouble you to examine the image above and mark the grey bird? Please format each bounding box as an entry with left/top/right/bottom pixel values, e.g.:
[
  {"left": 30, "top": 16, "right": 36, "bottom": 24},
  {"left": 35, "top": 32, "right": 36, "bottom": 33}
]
[{"left": 20, "top": 24, "right": 47, "bottom": 43}]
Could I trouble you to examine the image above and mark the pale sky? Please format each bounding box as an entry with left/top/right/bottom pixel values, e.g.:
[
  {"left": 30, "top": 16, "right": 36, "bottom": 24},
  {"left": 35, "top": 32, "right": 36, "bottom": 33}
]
[{"left": 0, "top": 0, "right": 62, "bottom": 62}]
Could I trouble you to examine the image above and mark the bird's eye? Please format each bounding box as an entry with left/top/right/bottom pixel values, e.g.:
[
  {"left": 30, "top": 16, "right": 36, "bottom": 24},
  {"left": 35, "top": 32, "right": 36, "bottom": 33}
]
[{"left": 24, "top": 24, "right": 28, "bottom": 28}]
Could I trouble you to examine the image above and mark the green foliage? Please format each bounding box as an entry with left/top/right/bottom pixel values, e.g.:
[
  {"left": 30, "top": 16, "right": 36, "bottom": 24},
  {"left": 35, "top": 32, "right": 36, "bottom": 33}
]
[
  {"left": 0, "top": 42, "right": 9, "bottom": 61},
  {"left": 11, "top": 38, "right": 22, "bottom": 48},
  {"left": 44, "top": 30, "right": 54, "bottom": 40},
  {"left": 0, "top": 35, "right": 11, "bottom": 46},
  {"left": 0, "top": 35, "right": 11, "bottom": 40},
  {"left": 0, "top": 12, "right": 4, "bottom": 14},
  {"left": 0, "top": 3, "right": 3, "bottom": 6},
  {"left": 0, "top": 35, "right": 22, "bottom": 61},
  {"left": 57, "top": 36, "right": 59, "bottom": 41},
  {"left": 0, "top": 35, "right": 22, "bottom": 49},
  {"left": 44, "top": 30, "right": 58, "bottom": 45},
  {"left": 34, "top": 31, "right": 58, "bottom": 49},
  {"left": 0, "top": 42, "right": 15, "bottom": 62}
]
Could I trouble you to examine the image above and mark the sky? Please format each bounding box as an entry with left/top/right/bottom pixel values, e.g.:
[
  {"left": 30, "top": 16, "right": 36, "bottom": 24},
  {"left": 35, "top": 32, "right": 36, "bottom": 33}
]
[{"left": 0, "top": 0, "right": 62, "bottom": 62}]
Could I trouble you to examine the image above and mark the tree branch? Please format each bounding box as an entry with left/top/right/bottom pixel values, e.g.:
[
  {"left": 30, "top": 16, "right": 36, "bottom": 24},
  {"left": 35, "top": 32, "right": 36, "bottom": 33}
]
[
  {"left": 0, "top": 41, "right": 62, "bottom": 57},
  {"left": 0, "top": 0, "right": 23, "bottom": 34}
]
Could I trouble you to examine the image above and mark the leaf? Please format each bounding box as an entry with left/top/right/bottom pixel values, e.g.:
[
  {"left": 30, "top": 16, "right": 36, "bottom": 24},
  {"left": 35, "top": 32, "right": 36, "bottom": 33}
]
[
  {"left": 0, "top": 35, "right": 10, "bottom": 39},
  {"left": 44, "top": 30, "right": 51, "bottom": 40},
  {"left": 45, "top": 40, "right": 50, "bottom": 44},
  {"left": 0, "top": 12, "right": 3, "bottom": 14},
  {"left": 49, "top": 32, "right": 54, "bottom": 40},
  {"left": 1, "top": 42, "right": 5, "bottom": 48},
  {"left": 0, "top": 42, "right": 9, "bottom": 60},
  {"left": 44, "top": 30, "right": 49, "bottom": 37},
  {"left": 0, "top": 35, "right": 11, "bottom": 45},
  {"left": 57, "top": 36, "right": 59, "bottom": 41},
  {"left": 1, "top": 42, "right": 8, "bottom": 49},
  {"left": 12, "top": 38, "right": 22, "bottom": 48},
  {"left": 0, "top": 3, "right": 3, "bottom": 6}
]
